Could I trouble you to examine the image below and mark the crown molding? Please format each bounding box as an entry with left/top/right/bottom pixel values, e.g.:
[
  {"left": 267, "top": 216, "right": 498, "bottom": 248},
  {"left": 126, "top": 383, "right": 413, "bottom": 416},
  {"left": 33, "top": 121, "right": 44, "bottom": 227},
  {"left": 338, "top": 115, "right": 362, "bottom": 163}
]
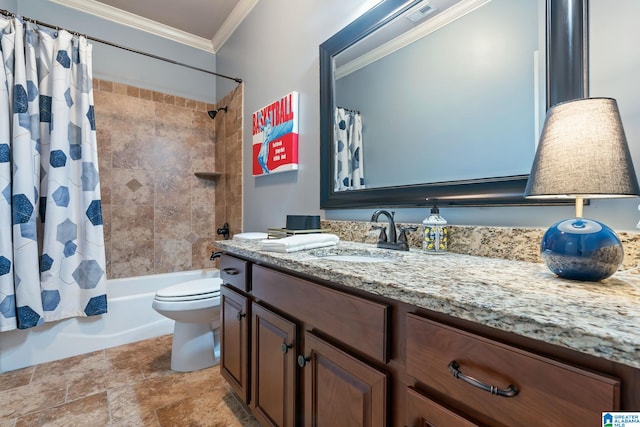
[
  {"left": 211, "top": 0, "right": 260, "bottom": 52},
  {"left": 335, "top": 0, "right": 490, "bottom": 79},
  {"left": 49, "top": 0, "right": 215, "bottom": 53}
]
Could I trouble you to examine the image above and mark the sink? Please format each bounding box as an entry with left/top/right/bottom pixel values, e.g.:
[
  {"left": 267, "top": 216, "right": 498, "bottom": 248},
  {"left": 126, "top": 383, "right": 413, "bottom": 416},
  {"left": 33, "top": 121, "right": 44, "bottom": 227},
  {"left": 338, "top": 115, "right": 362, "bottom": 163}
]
[
  {"left": 318, "top": 254, "right": 390, "bottom": 263},
  {"left": 308, "top": 246, "right": 401, "bottom": 263}
]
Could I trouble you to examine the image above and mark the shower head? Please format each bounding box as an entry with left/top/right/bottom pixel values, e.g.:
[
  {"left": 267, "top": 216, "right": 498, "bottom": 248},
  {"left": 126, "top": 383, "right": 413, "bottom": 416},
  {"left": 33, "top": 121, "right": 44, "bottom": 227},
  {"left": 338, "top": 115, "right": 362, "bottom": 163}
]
[{"left": 207, "top": 106, "right": 228, "bottom": 119}]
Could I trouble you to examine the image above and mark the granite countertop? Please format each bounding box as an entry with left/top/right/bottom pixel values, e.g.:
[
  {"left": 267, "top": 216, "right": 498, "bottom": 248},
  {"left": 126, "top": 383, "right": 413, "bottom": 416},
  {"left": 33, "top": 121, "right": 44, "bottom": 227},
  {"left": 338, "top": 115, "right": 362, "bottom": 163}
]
[{"left": 215, "top": 240, "right": 640, "bottom": 370}]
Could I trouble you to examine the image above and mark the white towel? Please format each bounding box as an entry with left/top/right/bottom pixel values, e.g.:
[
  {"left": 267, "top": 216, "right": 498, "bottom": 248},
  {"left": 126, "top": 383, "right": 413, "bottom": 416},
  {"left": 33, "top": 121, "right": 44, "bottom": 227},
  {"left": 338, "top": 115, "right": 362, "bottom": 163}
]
[
  {"left": 259, "top": 234, "right": 339, "bottom": 253},
  {"left": 233, "top": 232, "right": 269, "bottom": 241}
]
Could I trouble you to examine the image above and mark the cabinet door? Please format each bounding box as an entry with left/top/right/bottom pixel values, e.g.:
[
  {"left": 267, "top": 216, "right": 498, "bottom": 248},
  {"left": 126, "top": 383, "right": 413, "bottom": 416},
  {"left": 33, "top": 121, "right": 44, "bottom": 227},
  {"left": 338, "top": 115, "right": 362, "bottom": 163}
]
[
  {"left": 220, "top": 284, "right": 250, "bottom": 403},
  {"left": 406, "top": 387, "right": 482, "bottom": 427},
  {"left": 299, "top": 331, "right": 387, "bottom": 427},
  {"left": 251, "top": 302, "right": 297, "bottom": 427}
]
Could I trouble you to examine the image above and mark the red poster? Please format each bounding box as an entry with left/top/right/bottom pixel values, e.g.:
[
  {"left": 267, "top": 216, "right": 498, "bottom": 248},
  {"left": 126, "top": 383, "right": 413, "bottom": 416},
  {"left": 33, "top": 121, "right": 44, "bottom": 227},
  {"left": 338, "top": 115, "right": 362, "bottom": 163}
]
[{"left": 252, "top": 91, "right": 299, "bottom": 176}]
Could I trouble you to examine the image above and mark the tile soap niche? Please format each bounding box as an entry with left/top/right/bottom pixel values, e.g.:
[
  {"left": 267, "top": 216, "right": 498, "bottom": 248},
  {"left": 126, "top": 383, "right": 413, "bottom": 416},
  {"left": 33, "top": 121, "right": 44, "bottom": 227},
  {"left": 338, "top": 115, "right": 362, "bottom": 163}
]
[{"left": 194, "top": 172, "right": 222, "bottom": 179}]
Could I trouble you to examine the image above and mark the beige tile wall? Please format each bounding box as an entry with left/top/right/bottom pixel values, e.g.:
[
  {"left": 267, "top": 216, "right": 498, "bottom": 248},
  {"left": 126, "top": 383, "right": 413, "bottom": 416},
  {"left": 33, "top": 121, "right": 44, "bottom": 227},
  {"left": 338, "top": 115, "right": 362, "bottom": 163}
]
[
  {"left": 93, "top": 79, "right": 243, "bottom": 279},
  {"left": 214, "top": 84, "right": 244, "bottom": 242}
]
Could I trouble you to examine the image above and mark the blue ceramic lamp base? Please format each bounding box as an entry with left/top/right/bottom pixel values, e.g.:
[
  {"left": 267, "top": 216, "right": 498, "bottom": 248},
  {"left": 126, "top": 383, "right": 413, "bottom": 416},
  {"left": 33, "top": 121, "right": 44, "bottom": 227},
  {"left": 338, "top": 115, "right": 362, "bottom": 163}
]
[{"left": 540, "top": 218, "right": 624, "bottom": 282}]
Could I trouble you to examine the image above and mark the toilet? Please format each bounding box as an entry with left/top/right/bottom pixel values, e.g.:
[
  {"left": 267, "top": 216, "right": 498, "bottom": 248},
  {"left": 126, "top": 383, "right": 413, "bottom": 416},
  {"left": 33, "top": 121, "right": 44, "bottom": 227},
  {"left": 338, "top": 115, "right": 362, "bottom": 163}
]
[{"left": 152, "top": 277, "right": 222, "bottom": 372}]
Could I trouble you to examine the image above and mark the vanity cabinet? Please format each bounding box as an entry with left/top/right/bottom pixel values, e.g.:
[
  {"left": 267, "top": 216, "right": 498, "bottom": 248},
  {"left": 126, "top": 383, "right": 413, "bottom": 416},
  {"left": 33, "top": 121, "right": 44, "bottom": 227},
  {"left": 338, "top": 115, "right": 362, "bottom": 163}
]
[
  {"left": 220, "top": 253, "right": 390, "bottom": 426},
  {"left": 218, "top": 251, "right": 632, "bottom": 427},
  {"left": 251, "top": 263, "right": 390, "bottom": 427}
]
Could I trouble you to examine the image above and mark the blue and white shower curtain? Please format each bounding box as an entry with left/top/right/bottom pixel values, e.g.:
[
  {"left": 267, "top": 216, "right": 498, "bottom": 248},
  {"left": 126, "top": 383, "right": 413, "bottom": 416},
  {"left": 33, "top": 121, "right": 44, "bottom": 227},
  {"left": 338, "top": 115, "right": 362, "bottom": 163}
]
[
  {"left": 334, "top": 107, "right": 365, "bottom": 191},
  {"left": 0, "top": 17, "right": 107, "bottom": 331}
]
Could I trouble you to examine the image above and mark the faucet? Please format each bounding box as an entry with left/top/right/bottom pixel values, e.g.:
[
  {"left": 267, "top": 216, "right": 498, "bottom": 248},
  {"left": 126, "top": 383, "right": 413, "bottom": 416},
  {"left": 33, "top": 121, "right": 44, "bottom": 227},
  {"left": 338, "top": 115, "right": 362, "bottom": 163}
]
[
  {"left": 371, "top": 210, "right": 416, "bottom": 251},
  {"left": 217, "top": 223, "right": 230, "bottom": 240},
  {"left": 371, "top": 210, "right": 397, "bottom": 247},
  {"left": 371, "top": 210, "right": 417, "bottom": 251}
]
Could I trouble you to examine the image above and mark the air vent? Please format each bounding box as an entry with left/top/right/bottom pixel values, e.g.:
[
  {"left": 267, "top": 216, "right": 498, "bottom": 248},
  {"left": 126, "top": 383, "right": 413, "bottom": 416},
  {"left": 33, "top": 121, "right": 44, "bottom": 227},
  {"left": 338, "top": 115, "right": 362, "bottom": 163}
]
[{"left": 406, "top": 3, "right": 435, "bottom": 23}]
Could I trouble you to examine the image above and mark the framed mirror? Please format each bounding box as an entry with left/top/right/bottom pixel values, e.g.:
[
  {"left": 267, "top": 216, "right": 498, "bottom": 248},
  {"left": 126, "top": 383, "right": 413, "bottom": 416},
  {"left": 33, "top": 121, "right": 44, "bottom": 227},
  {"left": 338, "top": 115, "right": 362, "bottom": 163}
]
[{"left": 320, "top": 0, "right": 587, "bottom": 208}]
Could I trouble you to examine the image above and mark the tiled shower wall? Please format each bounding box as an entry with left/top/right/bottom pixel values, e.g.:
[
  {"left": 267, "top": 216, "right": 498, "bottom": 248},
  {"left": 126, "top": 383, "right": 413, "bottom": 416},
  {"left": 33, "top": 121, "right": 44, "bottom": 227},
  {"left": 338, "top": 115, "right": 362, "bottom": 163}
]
[{"left": 93, "top": 80, "right": 243, "bottom": 279}]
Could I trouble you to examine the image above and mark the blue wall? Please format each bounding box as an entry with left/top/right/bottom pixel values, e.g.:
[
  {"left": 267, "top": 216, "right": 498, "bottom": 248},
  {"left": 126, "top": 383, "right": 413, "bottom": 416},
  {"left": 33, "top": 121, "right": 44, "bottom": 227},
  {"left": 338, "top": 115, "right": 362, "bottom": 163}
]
[{"left": 218, "top": 0, "right": 640, "bottom": 232}]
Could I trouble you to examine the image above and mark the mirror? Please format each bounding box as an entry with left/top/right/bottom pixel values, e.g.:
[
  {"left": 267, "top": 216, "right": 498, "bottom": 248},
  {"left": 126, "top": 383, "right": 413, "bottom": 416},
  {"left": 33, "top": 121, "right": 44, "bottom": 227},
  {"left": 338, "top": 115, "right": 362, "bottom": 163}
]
[{"left": 320, "top": 0, "right": 587, "bottom": 208}]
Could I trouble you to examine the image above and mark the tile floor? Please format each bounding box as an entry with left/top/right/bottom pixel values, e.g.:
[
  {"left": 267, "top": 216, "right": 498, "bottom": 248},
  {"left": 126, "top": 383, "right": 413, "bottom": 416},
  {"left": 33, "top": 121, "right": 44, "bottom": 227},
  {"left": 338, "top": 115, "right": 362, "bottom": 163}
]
[{"left": 0, "top": 335, "right": 260, "bottom": 426}]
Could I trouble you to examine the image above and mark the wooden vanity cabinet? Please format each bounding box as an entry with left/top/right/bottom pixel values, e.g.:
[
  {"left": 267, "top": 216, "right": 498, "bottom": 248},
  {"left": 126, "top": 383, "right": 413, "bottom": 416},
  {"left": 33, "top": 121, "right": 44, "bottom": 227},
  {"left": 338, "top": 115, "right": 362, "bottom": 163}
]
[
  {"left": 250, "top": 263, "right": 390, "bottom": 427},
  {"left": 219, "top": 254, "right": 389, "bottom": 426},
  {"left": 218, "top": 252, "right": 633, "bottom": 426}
]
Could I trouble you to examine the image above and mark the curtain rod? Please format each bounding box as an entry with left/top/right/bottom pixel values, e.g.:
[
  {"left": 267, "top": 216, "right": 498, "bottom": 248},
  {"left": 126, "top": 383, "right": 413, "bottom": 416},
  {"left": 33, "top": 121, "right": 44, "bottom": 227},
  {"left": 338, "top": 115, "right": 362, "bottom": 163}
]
[{"left": 0, "top": 8, "right": 243, "bottom": 84}]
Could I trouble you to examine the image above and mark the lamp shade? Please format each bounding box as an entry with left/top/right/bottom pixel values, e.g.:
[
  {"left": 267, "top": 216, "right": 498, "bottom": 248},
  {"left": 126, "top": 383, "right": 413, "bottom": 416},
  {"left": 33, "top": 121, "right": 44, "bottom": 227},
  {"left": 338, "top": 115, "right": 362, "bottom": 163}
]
[{"left": 524, "top": 97, "right": 640, "bottom": 199}]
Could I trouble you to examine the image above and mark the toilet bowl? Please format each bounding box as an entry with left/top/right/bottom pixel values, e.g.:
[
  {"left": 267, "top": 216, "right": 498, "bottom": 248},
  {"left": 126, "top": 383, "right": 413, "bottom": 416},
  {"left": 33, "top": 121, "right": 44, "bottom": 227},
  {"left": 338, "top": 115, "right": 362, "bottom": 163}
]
[{"left": 152, "top": 277, "right": 222, "bottom": 372}]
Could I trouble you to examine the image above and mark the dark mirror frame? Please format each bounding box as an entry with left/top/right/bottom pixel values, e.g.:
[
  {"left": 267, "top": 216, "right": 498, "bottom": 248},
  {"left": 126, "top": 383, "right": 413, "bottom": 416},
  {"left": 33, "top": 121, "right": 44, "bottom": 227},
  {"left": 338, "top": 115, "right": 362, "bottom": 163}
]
[{"left": 320, "top": 0, "right": 587, "bottom": 209}]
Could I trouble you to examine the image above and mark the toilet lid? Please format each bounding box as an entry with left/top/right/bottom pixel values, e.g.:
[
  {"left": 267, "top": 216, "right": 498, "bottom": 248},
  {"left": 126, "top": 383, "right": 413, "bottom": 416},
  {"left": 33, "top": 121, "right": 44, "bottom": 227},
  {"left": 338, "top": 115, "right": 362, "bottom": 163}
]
[{"left": 156, "top": 277, "right": 222, "bottom": 299}]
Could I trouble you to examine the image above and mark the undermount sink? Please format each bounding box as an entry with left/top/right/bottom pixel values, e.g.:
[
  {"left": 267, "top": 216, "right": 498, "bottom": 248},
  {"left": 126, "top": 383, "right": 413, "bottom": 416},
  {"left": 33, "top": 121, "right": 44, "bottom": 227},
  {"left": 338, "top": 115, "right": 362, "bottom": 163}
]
[
  {"left": 308, "top": 246, "right": 401, "bottom": 263},
  {"left": 318, "top": 254, "right": 390, "bottom": 263}
]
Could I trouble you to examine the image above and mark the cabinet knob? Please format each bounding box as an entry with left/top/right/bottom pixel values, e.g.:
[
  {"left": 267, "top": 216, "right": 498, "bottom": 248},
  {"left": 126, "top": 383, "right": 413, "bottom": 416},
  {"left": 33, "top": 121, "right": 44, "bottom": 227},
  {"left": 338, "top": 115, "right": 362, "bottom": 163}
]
[
  {"left": 281, "top": 343, "right": 293, "bottom": 354},
  {"left": 236, "top": 311, "right": 246, "bottom": 320},
  {"left": 297, "top": 354, "right": 310, "bottom": 368}
]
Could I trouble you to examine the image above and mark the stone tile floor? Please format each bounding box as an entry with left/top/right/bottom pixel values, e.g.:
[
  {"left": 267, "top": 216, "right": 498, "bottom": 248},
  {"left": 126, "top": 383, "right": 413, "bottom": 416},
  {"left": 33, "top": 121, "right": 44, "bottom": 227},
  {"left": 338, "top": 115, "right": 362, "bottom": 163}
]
[{"left": 0, "top": 334, "right": 260, "bottom": 426}]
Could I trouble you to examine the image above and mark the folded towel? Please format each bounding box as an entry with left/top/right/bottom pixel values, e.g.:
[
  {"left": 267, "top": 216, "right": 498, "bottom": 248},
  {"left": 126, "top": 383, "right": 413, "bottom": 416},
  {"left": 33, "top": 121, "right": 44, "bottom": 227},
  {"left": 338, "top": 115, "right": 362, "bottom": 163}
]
[
  {"left": 259, "top": 233, "right": 339, "bottom": 253},
  {"left": 233, "top": 232, "right": 269, "bottom": 241}
]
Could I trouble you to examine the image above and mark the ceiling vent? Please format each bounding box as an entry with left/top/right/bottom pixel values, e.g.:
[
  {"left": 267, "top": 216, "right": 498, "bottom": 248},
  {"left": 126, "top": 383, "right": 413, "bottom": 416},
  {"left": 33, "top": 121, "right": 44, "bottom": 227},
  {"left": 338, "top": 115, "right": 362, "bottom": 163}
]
[{"left": 406, "top": 3, "right": 435, "bottom": 23}]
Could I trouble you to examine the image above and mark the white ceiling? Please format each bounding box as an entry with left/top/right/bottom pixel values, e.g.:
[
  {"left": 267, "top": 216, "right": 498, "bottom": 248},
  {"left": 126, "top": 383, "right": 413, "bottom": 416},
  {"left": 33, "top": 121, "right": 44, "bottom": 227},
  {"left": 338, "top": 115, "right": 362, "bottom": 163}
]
[{"left": 49, "top": 0, "right": 259, "bottom": 53}]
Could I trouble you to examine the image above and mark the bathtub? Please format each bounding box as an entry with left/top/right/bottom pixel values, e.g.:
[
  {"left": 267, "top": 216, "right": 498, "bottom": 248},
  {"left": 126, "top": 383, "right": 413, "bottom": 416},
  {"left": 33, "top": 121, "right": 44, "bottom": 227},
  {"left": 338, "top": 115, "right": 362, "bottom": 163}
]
[{"left": 0, "top": 269, "right": 219, "bottom": 373}]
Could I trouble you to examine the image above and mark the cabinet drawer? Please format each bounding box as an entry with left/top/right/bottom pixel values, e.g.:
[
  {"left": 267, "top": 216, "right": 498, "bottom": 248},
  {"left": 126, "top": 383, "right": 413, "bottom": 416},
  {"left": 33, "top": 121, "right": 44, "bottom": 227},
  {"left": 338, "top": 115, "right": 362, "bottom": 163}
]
[
  {"left": 406, "top": 313, "right": 620, "bottom": 427},
  {"left": 406, "top": 387, "right": 482, "bottom": 427},
  {"left": 220, "top": 254, "right": 249, "bottom": 292},
  {"left": 252, "top": 265, "right": 389, "bottom": 362}
]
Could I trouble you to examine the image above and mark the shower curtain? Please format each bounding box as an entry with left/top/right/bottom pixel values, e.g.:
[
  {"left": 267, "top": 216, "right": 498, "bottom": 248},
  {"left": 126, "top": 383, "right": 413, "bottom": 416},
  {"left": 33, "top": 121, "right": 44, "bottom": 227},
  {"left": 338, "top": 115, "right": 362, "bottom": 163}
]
[
  {"left": 0, "top": 17, "right": 107, "bottom": 331},
  {"left": 334, "top": 107, "right": 365, "bottom": 191}
]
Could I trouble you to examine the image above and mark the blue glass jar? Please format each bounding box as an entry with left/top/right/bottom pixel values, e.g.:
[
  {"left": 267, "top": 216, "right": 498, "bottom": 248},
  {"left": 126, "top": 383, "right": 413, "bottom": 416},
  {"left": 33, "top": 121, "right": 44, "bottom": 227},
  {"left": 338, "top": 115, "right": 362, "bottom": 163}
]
[{"left": 540, "top": 218, "right": 623, "bottom": 281}]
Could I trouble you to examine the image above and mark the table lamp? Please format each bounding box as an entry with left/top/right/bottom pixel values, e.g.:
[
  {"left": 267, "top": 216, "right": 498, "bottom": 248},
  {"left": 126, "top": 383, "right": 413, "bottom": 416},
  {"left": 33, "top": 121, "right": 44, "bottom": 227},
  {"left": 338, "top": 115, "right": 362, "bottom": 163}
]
[{"left": 524, "top": 97, "right": 640, "bottom": 281}]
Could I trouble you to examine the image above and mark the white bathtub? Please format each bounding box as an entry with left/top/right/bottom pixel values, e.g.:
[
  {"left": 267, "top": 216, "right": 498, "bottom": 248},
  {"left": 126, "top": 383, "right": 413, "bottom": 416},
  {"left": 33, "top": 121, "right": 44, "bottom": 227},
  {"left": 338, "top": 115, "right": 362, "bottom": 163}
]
[{"left": 0, "top": 269, "right": 219, "bottom": 373}]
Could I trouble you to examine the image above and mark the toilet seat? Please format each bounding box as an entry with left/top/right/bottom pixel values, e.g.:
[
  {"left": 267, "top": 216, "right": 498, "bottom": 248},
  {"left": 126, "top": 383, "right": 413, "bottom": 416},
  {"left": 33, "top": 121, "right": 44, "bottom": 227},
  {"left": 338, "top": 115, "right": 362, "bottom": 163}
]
[{"left": 154, "top": 278, "right": 222, "bottom": 302}]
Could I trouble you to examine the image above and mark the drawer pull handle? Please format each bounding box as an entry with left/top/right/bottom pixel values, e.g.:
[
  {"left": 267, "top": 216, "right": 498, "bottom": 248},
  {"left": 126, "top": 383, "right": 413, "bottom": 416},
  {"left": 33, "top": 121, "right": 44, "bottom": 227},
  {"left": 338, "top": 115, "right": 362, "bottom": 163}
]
[
  {"left": 448, "top": 360, "right": 519, "bottom": 397},
  {"left": 222, "top": 268, "right": 240, "bottom": 276},
  {"left": 236, "top": 312, "right": 246, "bottom": 320},
  {"left": 297, "top": 355, "right": 310, "bottom": 368},
  {"left": 281, "top": 343, "right": 293, "bottom": 354}
]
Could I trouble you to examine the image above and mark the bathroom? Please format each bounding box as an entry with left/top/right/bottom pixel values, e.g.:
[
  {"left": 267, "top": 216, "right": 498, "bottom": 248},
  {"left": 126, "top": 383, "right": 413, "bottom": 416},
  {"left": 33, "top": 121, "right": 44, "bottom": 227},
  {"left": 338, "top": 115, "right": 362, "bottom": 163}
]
[{"left": 0, "top": 0, "right": 639, "bottom": 425}]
